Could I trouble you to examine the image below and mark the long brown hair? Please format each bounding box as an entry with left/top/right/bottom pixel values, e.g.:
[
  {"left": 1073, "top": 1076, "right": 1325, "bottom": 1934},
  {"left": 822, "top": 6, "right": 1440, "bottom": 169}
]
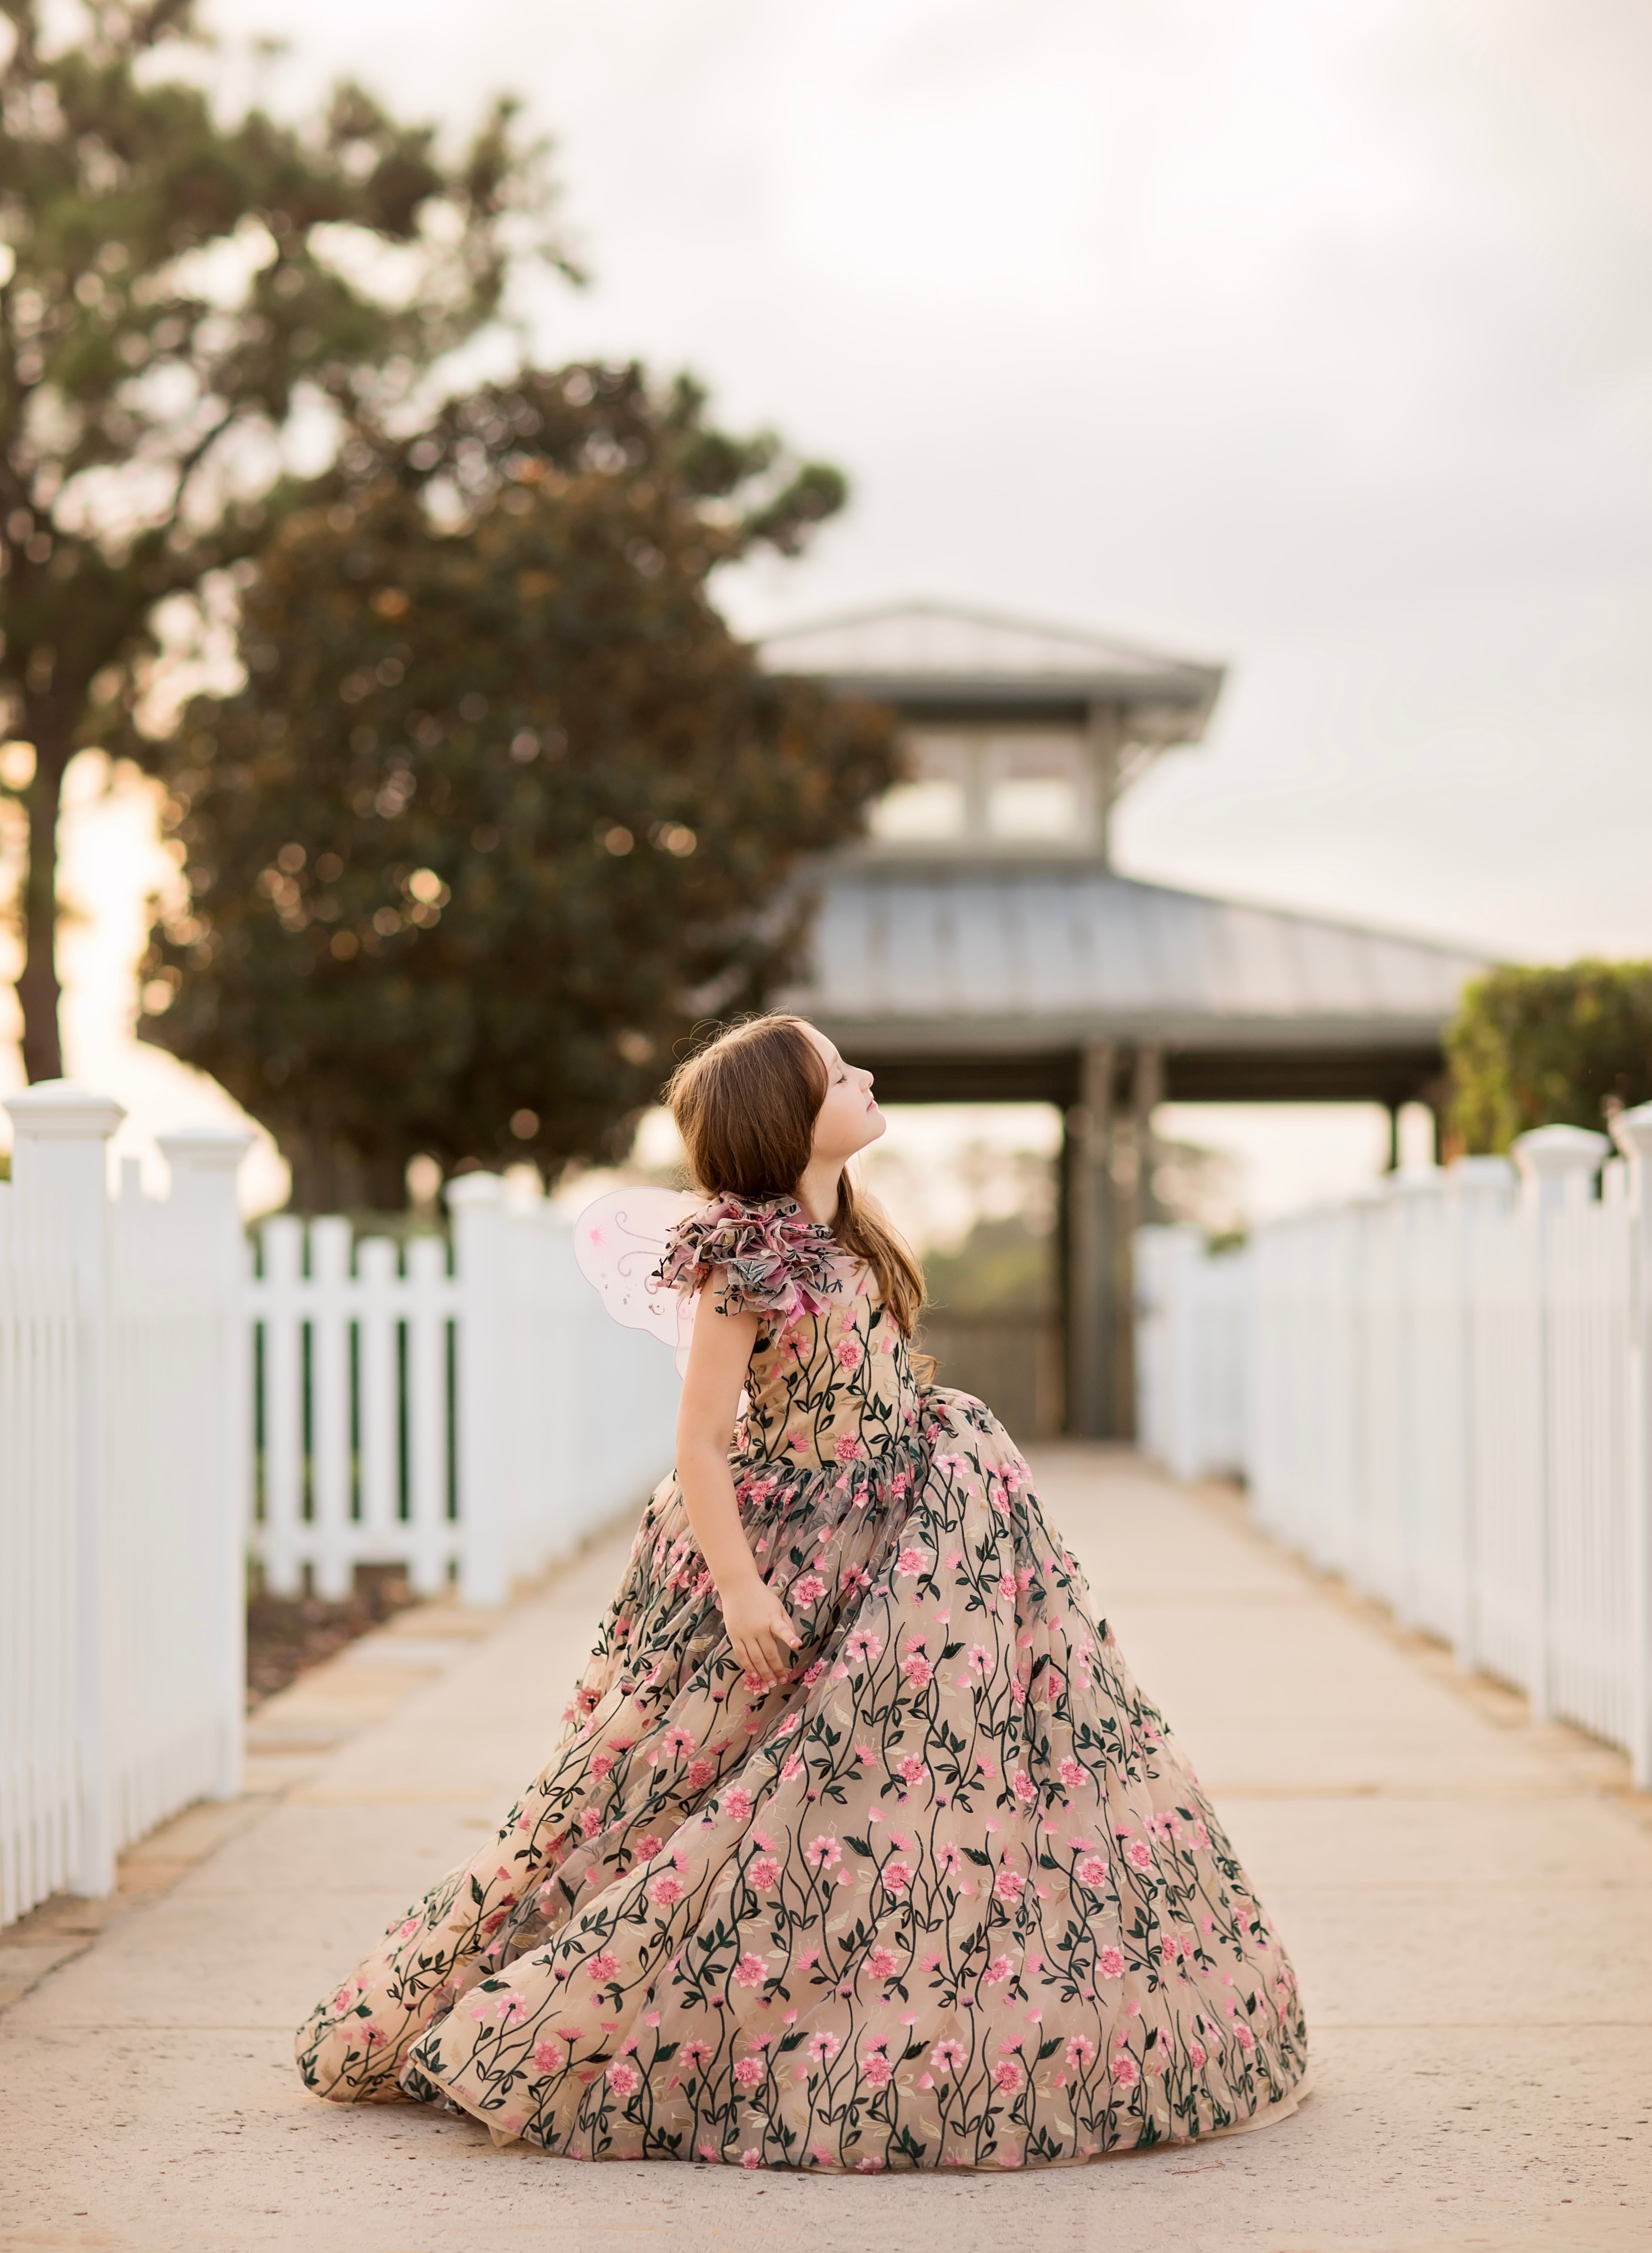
[{"left": 664, "top": 1014, "right": 925, "bottom": 1337}]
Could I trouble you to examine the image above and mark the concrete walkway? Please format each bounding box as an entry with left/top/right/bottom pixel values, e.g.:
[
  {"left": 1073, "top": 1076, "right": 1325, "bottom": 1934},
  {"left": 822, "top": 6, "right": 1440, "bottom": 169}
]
[{"left": 3, "top": 1448, "right": 1650, "bottom": 2253}]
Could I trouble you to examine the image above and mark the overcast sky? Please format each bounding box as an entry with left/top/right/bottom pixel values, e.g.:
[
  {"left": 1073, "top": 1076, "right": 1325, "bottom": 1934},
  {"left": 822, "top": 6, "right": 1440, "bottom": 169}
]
[
  {"left": 11, "top": 0, "right": 1652, "bottom": 1218},
  {"left": 204, "top": 0, "right": 1652, "bottom": 961}
]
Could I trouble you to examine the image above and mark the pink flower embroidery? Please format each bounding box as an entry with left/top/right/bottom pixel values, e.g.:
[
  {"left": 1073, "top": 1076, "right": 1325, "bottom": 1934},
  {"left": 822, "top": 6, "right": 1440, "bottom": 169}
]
[
  {"left": 1075, "top": 1853, "right": 1110, "bottom": 1890},
  {"left": 791, "top": 1573, "right": 827, "bottom": 1605},
  {"left": 1110, "top": 2052, "right": 1139, "bottom": 2086},
  {"left": 806, "top": 1834, "right": 841, "bottom": 1867},
  {"left": 844, "top": 1630, "right": 882, "bottom": 1665},
  {"left": 834, "top": 1435, "right": 866, "bottom": 1465},
  {"left": 930, "top": 2037, "right": 967, "bottom": 2073},
  {"left": 895, "top": 1547, "right": 927, "bottom": 1578},
  {"left": 532, "top": 2039, "right": 565, "bottom": 2074},
  {"left": 686, "top": 1758, "right": 714, "bottom": 1792},
  {"left": 649, "top": 1872, "right": 685, "bottom": 1906},
  {"left": 734, "top": 1952, "right": 769, "bottom": 1989},
  {"left": 1097, "top": 1944, "right": 1125, "bottom": 1979},
  {"left": 1124, "top": 1838, "right": 1153, "bottom": 1873},
  {"left": 860, "top": 2050, "right": 894, "bottom": 2088},
  {"left": 992, "top": 2059, "right": 1024, "bottom": 2093},
  {"left": 606, "top": 2058, "right": 641, "bottom": 2097},
  {"left": 748, "top": 1854, "right": 781, "bottom": 1890},
  {"left": 586, "top": 1951, "right": 619, "bottom": 1981},
  {"left": 1189, "top": 2039, "right": 1207, "bottom": 2068},
  {"left": 993, "top": 1868, "right": 1024, "bottom": 1902},
  {"left": 579, "top": 1807, "right": 603, "bottom": 1839},
  {"left": 1011, "top": 1770, "right": 1038, "bottom": 1805},
  {"left": 808, "top": 2029, "right": 841, "bottom": 2063},
  {"left": 901, "top": 1652, "right": 934, "bottom": 1688},
  {"left": 721, "top": 1787, "right": 753, "bottom": 1821},
  {"left": 732, "top": 2055, "right": 765, "bottom": 2089},
  {"left": 867, "top": 1946, "right": 900, "bottom": 1981},
  {"left": 881, "top": 1859, "right": 912, "bottom": 1893},
  {"left": 897, "top": 1754, "right": 928, "bottom": 1786},
  {"left": 983, "top": 1954, "right": 1014, "bottom": 1987},
  {"left": 967, "top": 1645, "right": 993, "bottom": 1676},
  {"left": 682, "top": 2038, "right": 713, "bottom": 2067},
  {"left": 1065, "top": 2035, "right": 1095, "bottom": 2068},
  {"left": 834, "top": 1338, "right": 863, "bottom": 1370}
]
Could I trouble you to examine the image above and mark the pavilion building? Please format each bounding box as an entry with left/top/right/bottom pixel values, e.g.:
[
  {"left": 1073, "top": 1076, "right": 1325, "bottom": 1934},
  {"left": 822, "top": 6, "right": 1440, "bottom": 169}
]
[{"left": 760, "top": 601, "right": 1485, "bottom": 1439}]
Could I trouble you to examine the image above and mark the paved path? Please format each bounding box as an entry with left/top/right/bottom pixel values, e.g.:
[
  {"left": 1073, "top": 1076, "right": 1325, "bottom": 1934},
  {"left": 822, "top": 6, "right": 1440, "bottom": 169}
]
[{"left": 3, "top": 1448, "right": 1650, "bottom": 2253}]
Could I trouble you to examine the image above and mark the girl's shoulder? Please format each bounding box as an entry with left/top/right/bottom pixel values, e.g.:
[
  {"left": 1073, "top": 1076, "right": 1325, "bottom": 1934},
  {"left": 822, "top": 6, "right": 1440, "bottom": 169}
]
[{"left": 653, "top": 1192, "right": 842, "bottom": 1321}]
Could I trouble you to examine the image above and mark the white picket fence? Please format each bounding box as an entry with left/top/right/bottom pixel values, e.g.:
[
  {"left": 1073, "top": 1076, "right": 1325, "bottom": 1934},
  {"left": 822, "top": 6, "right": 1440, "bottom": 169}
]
[
  {"left": 0, "top": 1086, "right": 249, "bottom": 1924},
  {"left": 1136, "top": 1105, "right": 1652, "bottom": 1784},
  {"left": 2, "top": 1085, "right": 681, "bottom": 1927},
  {"left": 1134, "top": 1225, "right": 1251, "bottom": 1482},
  {"left": 248, "top": 1175, "right": 681, "bottom": 1606}
]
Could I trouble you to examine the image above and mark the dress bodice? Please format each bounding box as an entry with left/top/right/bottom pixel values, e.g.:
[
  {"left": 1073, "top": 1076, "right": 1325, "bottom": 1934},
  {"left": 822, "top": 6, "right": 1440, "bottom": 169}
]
[{"left": 653, "top": 1193, "right": 920, "bottom": 1479}]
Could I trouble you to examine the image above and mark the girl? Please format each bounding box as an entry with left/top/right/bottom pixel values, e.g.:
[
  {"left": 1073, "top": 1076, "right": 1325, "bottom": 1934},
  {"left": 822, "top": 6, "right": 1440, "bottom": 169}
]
[{"left": 296, "top": 1014, "right": 1308, "bottom": 2168}]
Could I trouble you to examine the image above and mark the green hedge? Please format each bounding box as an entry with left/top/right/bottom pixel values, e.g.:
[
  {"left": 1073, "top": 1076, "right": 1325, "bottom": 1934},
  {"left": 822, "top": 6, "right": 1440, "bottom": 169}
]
[{"left": 1447, "top": 961, "right": 1652, "bottom": 1154}]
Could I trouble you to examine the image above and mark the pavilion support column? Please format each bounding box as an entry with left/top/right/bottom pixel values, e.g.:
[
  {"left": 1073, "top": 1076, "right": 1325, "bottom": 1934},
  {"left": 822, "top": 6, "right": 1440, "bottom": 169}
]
[
  {"left": 1131, "top": 1044, "right": 1164, "bottom": 1228},
  {"left": 1064, "top": 1041, "right": 1119, "bottom": 1438},
  {"left": 1111, "top": 1043, "right": 1165, "bottom": 1438}
]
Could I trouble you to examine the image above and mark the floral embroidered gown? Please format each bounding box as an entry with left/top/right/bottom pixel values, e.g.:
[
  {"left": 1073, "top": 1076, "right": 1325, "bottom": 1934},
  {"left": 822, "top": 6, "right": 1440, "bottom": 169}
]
[{"left": 297, "top": 1195, "right": 1308, "bottom": 2169}]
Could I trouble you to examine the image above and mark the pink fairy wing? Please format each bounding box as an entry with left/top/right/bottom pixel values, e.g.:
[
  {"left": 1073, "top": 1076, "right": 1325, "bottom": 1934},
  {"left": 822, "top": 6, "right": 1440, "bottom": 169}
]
[{"left": 574, "top": 1186, "right": 700, "bottom": 1372}]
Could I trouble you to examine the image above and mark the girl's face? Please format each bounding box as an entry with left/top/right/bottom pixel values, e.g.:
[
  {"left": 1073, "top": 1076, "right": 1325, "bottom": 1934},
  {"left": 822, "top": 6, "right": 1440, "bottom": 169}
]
[{"left": 804, "top": 1026, "right": 885, "bottom": 1168}]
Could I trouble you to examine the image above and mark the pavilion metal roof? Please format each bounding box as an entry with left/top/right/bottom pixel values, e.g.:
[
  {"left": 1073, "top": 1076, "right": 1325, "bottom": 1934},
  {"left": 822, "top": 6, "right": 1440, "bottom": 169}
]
[
  {"left": 784, "top": 857, "right": 1485, "bottom": 1057},
  {"left": 758, "top": 600, "right": 1224, "bottom": 741}
]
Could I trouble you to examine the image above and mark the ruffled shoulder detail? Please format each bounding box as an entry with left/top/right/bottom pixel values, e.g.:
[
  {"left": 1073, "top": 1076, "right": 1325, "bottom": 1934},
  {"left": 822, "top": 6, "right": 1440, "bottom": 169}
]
[{"left": 652, "top": 1194, "right": 841, "bottom": 1323}]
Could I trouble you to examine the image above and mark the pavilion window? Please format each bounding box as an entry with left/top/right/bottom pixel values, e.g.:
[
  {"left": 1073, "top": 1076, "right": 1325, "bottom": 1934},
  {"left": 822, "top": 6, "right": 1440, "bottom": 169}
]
[
  {"left": 983, "top": 732, "right": 1088, "bottom": 841},
  {"left": 869, "top": 732, "right": 972, "bottom": 841}
]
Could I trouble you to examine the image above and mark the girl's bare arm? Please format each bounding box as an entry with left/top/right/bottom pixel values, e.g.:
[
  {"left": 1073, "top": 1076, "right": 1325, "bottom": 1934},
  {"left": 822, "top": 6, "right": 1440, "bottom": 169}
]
[{"left": 674, "top": 1303, "right": 801, "bottom": 1687}]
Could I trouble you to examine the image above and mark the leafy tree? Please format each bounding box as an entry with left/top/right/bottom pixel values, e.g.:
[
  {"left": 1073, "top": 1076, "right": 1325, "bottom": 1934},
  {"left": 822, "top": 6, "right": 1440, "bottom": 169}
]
[
  {"left": 140, "top": 365, "right": 897, "bottom": 1210},
  {"left": 0, "top": 0, "right": 564, "bottom": 1079},
  {"left": 1446, "top": 961, "right": 1652, "bottom": 1153}
]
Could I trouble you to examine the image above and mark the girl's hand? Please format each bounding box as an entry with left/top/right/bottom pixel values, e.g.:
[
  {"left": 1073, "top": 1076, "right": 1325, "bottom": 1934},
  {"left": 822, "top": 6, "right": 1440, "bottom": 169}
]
[{"left": 721, "top": 1577, "right": 801, "bottom": 1689}]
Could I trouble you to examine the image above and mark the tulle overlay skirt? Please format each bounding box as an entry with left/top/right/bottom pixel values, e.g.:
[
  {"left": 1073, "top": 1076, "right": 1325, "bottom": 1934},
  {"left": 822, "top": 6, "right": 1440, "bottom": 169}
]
[{"left": 295, "top": 1389, "right": 1308, "bottom": 2168}]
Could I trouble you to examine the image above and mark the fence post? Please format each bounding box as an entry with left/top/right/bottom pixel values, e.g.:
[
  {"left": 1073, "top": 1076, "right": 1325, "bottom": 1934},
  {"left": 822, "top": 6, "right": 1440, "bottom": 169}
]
[
  {"left": 1612, "top": 1101, "right": 1652, "bottom": 1786},
  {"left": 4, "top": 1081, "right": 125, "bottom": 1897},
  {"left": 156, "top": 1126, "right": 254, "bottom": 1801},
  {"left": 1448, "top": 1155, "right": 1516, "bottom": 1677},
  {"left": 1511, "top": 1124, "right": 1610, "bottom": 1724},
  {"left": 446, "top": 1174, "right": 511, "bottom": 1607}
]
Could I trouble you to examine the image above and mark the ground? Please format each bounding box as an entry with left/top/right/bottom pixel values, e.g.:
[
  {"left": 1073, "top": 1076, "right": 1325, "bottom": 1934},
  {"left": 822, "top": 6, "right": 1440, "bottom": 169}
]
[{"left": 2, "top": 1447, "right": 1648, "bottom": 2253}]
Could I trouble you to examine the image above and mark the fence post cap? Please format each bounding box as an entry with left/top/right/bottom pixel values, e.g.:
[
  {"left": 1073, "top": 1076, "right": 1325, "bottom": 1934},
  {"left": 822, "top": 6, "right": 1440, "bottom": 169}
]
[
  {"left": 3, "top": 1080, "right": 126, "bottom": 1138},
  {"left": 1610, "top": 1100, "right": 1652, "bottom": 1159},
  {"left": 1511, "top": 1123, "right": 1611, "bottom": 1177},
  {"left": 1389, "top": 1166, "right": 1445, "bottom": 1197},
  {"left": 445, "top": 1171, "right": 506, "bottom": 1210},
  {"left": 156, "top": 1124, "right": 256, "bottom": 1173}
]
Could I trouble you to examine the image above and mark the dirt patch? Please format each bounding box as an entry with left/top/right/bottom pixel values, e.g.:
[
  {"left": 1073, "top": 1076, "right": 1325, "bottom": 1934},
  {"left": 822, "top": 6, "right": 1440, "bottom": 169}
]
[{"left": 246, "top": 1564, "right": 425, "bottom": 1708}]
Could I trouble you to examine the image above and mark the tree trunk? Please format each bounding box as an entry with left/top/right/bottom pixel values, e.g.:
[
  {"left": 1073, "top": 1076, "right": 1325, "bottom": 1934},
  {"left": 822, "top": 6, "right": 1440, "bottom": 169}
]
[
  {"left": 17, "top": 738, "right": 68, "bottom": 1085},
  {"left": 282, "top": 1129, "right": 411, "bottom": 1216}
]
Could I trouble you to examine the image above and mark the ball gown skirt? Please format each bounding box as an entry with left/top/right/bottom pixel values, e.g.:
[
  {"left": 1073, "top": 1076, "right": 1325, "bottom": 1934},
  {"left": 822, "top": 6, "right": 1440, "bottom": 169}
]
[{"left": 296, "top": 1195, "right": 1309, "bottom": 2170}]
